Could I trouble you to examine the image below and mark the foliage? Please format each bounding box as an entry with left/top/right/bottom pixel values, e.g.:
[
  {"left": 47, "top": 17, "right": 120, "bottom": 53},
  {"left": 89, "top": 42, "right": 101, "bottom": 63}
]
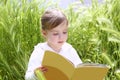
[
  {"left": 0, "top": 0, "right": 120, "bottom": 80},
  {"left": 0, "top": 0, "right": 45, "bottom": 79}
]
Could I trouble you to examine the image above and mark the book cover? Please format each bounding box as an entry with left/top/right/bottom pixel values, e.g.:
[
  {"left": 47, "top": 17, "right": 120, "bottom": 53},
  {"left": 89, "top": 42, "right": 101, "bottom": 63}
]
[{"left": 42, "top": 50, "right": 109, "bottom": 80}]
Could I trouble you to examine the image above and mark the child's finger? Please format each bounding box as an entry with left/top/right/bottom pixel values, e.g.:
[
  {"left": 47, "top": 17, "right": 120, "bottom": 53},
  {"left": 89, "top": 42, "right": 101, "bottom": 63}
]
[{"left": 40, "top": 67, "right": 48, "bottom": 72}]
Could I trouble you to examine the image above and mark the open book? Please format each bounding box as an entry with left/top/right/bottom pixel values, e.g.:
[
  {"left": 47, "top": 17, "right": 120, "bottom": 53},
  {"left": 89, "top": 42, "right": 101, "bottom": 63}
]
[{"left": 42, "top": 50, "right": 109, "bottom": 80}]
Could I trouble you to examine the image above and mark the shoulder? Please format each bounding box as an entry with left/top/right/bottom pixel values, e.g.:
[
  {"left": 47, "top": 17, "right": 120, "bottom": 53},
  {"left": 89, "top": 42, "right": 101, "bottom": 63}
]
[
  {"left": 30, "top": 42, "right": 47, "bottom": 59},
  {"left": 34, "top": 42, "right": 47, "bottom": 50},
  {"left": 62, "top": 42, "right": 75, "bottom": 50},
  {"left": 62, "top": 42, "right": 78, "bottom": 54}
]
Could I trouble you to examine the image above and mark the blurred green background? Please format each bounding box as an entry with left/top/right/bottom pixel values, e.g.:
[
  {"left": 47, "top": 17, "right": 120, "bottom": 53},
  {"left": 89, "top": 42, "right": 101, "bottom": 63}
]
[{"left": 0, "top": 0, "right": 120, "bottom": 80}]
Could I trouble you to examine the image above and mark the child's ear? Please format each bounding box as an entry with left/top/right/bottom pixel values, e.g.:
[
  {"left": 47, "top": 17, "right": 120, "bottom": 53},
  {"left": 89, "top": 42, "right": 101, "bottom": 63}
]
[{"left": 41, "top": 29, "right": 47, "bottom": 38}]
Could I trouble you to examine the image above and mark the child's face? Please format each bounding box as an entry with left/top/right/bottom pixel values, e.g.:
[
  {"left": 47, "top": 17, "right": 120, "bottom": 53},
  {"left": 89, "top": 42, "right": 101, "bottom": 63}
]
[{"left": 42, "top": 21, "right": 68, "bottom": 52}]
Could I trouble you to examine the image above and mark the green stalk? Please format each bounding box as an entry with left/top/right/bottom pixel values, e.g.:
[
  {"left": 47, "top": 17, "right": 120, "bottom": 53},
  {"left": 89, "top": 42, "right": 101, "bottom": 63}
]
[
  {"left": 102, "top": 53, "right": 113, "bottom": 67},
  {"left": 115, "top": 70, "right": 120, "bottom": 79},
  {"left": 35, "top": 69, "right": 46, "bottom": 80}
]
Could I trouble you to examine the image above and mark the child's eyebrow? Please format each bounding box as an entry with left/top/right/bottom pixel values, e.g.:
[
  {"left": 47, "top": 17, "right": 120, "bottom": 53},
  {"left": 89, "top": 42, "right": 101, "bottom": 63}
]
[
  {"left": 50, "top": 30, "right": 58, "bottom": 32},
  {"left": 51, "top": 29, "right": 68, "bottom": 32},
  {"left": 50, "top": 27, "right": 68, "bottom": 32},
  {"left": 63, "top": 29, "right": 68, "bottom": 31}
]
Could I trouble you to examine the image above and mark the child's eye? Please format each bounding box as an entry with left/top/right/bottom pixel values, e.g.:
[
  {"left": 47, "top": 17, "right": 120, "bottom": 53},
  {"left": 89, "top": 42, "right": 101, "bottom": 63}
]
[
  {"left": 63, "top": 32, "right": 67, "bottom": 34},
  {"left": 53, "top": 33, "right": 59, "bottom": 36}
]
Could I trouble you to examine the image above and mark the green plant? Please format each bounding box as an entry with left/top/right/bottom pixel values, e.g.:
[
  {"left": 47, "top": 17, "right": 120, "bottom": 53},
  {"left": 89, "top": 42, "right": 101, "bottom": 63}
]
[{"left": 0, "top": 0, "right": 120, "bottom": 80}]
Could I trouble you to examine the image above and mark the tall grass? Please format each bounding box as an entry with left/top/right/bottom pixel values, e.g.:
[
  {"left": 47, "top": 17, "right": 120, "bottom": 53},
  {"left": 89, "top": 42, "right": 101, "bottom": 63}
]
[
  {"left": 0, "top": 0, "right": 120, "bottom": 80},
  {"left": 67, "top": 0, "right": 120, "bottom": 79},
  {"left": 0, "top": 0, "right": 46, "bottom": 79}
]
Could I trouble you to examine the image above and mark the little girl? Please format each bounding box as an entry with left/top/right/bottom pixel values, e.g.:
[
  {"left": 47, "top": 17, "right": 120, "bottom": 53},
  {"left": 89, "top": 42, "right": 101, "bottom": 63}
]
[{"left": 25, "top": 9, "right": 82, "bottom": 80}]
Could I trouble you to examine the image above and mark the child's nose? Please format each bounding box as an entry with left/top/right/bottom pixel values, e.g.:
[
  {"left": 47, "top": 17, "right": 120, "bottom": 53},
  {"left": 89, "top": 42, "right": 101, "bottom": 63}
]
[{"left": 59, "top": 33, "right": 63, "bottom": 39}]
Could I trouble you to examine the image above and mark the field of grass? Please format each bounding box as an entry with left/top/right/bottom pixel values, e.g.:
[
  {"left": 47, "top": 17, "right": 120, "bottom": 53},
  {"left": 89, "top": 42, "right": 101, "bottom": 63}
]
[{"left": 0, "top": 0, "right": 120, "bottom": 80}]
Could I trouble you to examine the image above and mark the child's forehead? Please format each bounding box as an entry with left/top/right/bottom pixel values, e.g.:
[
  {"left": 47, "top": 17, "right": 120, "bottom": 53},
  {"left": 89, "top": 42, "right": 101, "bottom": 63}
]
[
  {"left": 48, "top": 20, "right": 68, "bottom": 31},
  {"left": 50, "top": 28, "right": 68, "bottom": 32}
]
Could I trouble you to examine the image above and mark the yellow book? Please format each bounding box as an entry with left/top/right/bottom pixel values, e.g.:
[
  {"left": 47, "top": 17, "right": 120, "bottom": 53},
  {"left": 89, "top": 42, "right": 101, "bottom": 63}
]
[{"left": 42, "top": 50, "right": 109, "bottom": 80}]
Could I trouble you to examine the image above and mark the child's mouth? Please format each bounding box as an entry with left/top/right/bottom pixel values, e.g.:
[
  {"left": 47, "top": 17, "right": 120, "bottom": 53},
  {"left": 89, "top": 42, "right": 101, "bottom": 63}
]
[{"left": 58, "top": 41, "right": 64, "bottom": 43}]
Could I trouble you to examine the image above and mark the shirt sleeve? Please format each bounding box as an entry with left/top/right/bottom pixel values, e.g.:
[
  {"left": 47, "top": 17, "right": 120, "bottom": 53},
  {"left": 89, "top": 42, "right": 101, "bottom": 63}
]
[{"left": 25, "top": 46, "right": 44, "bottom": 80}]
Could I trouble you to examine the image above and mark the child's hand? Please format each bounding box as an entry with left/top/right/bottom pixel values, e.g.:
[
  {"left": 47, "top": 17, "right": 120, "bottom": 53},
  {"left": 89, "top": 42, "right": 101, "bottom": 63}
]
[{"left": 36, "top": 66, "right": 48, "bottom": 73}]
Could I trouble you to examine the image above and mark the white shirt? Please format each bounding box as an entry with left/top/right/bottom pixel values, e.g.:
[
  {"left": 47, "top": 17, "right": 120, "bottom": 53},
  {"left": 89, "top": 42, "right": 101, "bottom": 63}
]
[{"left": 25, "top": 42, "right": 82, "bottom": 80}]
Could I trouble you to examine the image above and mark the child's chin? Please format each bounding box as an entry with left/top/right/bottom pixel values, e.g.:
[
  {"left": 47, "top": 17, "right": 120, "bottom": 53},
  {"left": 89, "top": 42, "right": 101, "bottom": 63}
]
[{"left": 58, "top": 42, "right": 64, "bottom": 45}]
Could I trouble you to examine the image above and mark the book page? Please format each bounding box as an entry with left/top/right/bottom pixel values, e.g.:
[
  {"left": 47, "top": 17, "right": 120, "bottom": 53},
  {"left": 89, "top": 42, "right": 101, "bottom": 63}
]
[
  {"left": 71, "top": 63, "right": 109, "bottom": 80},
  {"left": 42, "top": 50, "right": 75, "bottom": 80}
]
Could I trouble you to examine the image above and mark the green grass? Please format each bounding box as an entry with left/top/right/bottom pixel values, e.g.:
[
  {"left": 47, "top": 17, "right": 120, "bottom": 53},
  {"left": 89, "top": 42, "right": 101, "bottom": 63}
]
[{"left": 0, "top": 0, "right": 120, "bottom": 80}]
